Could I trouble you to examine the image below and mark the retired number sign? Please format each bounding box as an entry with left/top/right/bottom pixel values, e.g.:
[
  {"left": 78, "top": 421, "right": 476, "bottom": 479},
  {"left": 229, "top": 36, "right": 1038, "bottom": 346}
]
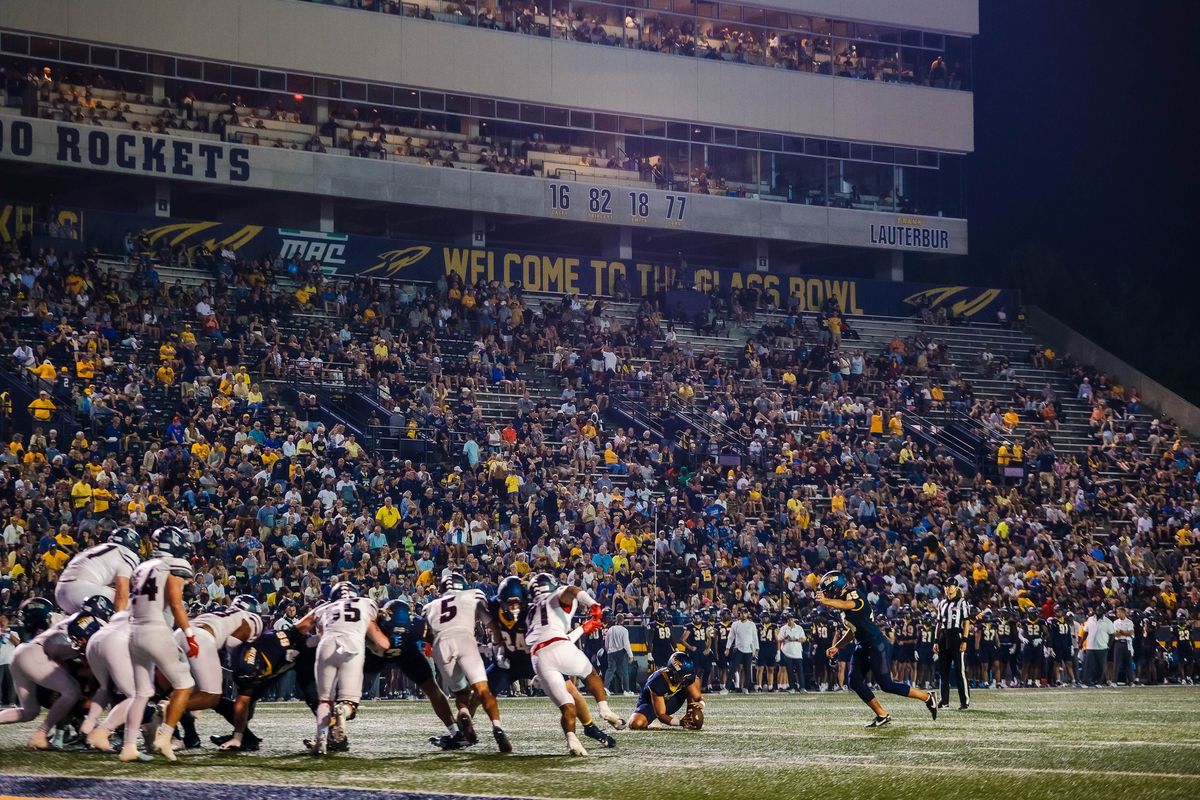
[{"left": 547, "top": 182, "right": 687, "bottom": 227}]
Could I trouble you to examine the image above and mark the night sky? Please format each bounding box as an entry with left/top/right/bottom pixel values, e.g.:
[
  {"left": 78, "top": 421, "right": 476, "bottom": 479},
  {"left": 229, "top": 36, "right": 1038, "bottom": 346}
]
[{"left": 941, "top": 1, "right": 1200, "bottom": 403}]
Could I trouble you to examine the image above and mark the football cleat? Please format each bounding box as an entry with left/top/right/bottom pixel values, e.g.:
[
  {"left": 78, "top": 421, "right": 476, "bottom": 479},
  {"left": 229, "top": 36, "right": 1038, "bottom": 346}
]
[
  {"left": 118, "top": 747, "right": 153, "bottom": 762},
  {"left": 582, "top": 723, "right": 617, "bottom": 748},
  {"left": 28, "top": 730, "right": 52, "bottom": 750},
  {"left": 566, "top": 731, "right": 588, "bottom": 756},
  {"left": 600, "top": 710, "right": 627, "bottom": 730},
  {"left": 308, "top": 735, "right": 327, "bottom": 756},
  {"left": 927, "top": 694, "right": 939, "bottom": 720},
  {"left": 153, "top": 728, "right": 177, "bottom": 761},
  {"left": 429, "top": 731, "right": 467, "bottom": 750},
  {"left": 457, "top": 710, "right": 478, "bottom": 745},
  {"left": 866, "top": 715, "right": 892, "bottom": 728},
  {"left": 492, "top": 726, "right": 513, "bottom": 754},
  {"left": 86, "top": 727, "right": 114, "bottom": 752}
]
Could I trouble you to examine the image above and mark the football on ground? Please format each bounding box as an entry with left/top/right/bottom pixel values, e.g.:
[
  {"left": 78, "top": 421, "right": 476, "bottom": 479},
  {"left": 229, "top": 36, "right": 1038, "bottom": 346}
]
[{"left": 0, "top": 689, "right": 1195, "bottom": 800}]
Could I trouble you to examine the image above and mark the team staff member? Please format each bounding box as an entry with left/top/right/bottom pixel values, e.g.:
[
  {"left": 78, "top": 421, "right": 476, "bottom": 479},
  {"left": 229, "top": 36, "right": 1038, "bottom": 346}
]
[
  {"left": 817, "top": 571, "right": 938, "bottom": 728},
  {"left": 777, "top": 612, "right": 807, "bottom": 692},
  {"left": 935, "top": 578, "right": 972, "bottom": 710},
  {"left": 724, "top": 607, "right": 759, "bottom": 692}
]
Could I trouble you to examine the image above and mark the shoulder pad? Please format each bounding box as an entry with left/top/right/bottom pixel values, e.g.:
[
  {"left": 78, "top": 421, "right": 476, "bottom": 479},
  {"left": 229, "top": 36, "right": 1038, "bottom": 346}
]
[{"left": 165, "top": 556, "right": 193, "bottom": 578}]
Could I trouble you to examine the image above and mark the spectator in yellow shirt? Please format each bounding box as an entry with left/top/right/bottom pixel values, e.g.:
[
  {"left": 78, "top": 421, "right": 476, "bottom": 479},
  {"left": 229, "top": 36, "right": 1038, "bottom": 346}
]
[
  {"left": 71, "top": 477, "right": 93, "bottom": 511},
  {"left": 888, "top": 413, "right": 903, "bottom": 436},
  {"left": 91, "top": 483, "right": 113, "bottom": 516},
  {"left": 43, "top": 545, "right": 70, "bottom": 573},
  {"left": 159, "top": 341, "right": 176, "bottom": 362},
  {"left": 28, "top": 391, "right": 55, "bottom": 421},
  {"left": 156, "top": 364, "right": 175, "bottom": 385},
  {"left": 29, "top": 360, "right": 56, "bottom": 383},
  {"left": 376, "top": 498, "right": 401, "bottom": 532}
]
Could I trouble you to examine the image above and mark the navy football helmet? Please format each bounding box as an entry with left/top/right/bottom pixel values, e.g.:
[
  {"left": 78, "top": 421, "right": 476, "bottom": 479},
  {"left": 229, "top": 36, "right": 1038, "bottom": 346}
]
[
  {"left": 109, "top": 526, "right": 141, "bottom": 553},
  {"left": 151, "top": 525, "right": 193, "bottom": 559},
  {"left": 665, "top": 651, "right": 697, "bottom": 685},
  {"left": 329, "top": 581, "right": 358, "bottom": 601},
  {"left": 67, "top": 613, "right": 104, "bottom": 648},
  {"left": 235, "top": 644, "right": 270, "bottom": 681},
  {"left": 818, "top": 571, "right": 849, "bottom": 598},
  {"left": 496, "top": 576, "right": 527, "bottom": 623},
  {"left": 14, "top": 597, "right": 55, "bottom": 638},
  {"left": 80, "top": 594, "right": 116, "bottom": 622}
]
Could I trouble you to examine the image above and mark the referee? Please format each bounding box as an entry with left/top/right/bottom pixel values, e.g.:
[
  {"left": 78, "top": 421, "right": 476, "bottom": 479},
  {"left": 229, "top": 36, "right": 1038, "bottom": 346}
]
[{"left": 935, "top": 578, "right": 972, "bottom": 710}]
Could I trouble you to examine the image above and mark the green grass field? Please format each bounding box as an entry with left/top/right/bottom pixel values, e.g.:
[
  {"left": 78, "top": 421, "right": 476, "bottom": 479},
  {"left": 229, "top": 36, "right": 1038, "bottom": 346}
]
[{"left": 1, "top": 688, "right": 1197, "bottom": 800}]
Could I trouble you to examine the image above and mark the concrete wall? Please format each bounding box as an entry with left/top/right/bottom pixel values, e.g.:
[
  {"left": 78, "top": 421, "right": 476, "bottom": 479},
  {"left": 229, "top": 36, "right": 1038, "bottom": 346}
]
[
  {"left": 736, "top": 0, "right": 978, "bottom": 35},
  {"left": 3, "top": 0, "right": 975, "bottom": 152},
  {"left": 0, "top": 116, "right": 969, "bottom": 253},
  {"left": 1027, "top": 305, "right": 1200, "bottom": 435}
]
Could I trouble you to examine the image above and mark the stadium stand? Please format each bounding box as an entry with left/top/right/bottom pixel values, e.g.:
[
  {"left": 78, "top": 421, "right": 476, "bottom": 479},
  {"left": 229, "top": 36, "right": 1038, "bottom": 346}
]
[
  {"left": 0, "top": 229, "right": 1195, "bottom": 696},
  {"left": 296, "top": 0, "right": 971, "bottom": 91}
]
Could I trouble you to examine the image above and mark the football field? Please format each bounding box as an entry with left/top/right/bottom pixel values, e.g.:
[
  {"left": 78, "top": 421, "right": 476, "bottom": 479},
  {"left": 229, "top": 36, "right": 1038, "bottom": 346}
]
[{"left": 0, "top": 687, "right": 1196, "bottom": 800}]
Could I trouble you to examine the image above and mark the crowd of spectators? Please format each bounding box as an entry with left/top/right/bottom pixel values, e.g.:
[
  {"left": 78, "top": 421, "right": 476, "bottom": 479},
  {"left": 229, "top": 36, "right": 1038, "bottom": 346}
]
[
  {"left": 309, "top": 0, "right": 967, "bottom": 91},
  {"left": 0, "top": 230, "right": 1196, "bottom": 699}
]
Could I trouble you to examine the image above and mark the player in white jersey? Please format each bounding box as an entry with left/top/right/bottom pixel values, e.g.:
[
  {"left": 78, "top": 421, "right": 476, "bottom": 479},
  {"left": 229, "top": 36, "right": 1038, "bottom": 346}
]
[
  {"left": 0, "top": 608, "right": 100, "bottom": 749},
  {"left": 55, "top": 527, "right": 142, "bottom": 613},
  {"left": 121, "top": 525, "right": 197, "bottom": 763},
  {"left": 525, "top": 572, "right": 625, "bottom": 755},
  {"left": 298, "top": 580, "right": 388, "bottom": 755},
  {"left": 422, "top": 571, "right": 512, "bottom": 753},
  {"left": 81, "top": 608, "right": 137, "bottom": 752},
  {"left": 164, "top": 594, "right": 266, "bottom": 748}
]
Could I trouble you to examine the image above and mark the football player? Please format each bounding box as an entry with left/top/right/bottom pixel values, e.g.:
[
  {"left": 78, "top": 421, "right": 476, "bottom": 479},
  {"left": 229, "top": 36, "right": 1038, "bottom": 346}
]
[
  {"left": 811, "top": 611, "right": 836, "bottom": 690},
  {"left": 211, "top": 625, "right": 319, "bottom": 752},
  {"left": 975, "top": 609, "right": 998, "bottom": 688},
  {"left": 1050, "top": 607, "right": 1078, "bottom": 687},
  {"left": 304, "top": 581, "right": 388, "bottom": 755},
  {"left": 422, "top": 572, "right": 512, "bottom": 753},
  {"left": 816, "top": 571, "right": 938, "bottom": 728},
  {"left": 628, "top": 652, "right": 704, "bottom": 730},
  {"left": 525, "top": 572, "right": 625, "bottom": 756},
  {"left": 484, "top": 576, "right": 617, "bottom": 751},
  {"left": 996, "top": 609, "right": 1017, "bottom": 687},
  {"left": 486, "top": 576, "right": 535, "bottom": 698},
  {"left": 916, "top": 612, "right": 937, "bottom": 689},
  {"left": 679, "top": 610, "right": 712, "bottom": 691},
  {"left": 362, "top": 599, "right": 461, "bottom": 750},
  {"left": 1018, "top": 608, "right": 1046, "bottom": 687},
  {"left": 171, "top": 595, "right": 265, "bottom": 748},
  {"left": 122, "top": 525, "right": 197, "bottom": 763},
  {"left": 55, "top": 527, "right": 141, "bottom": 613},
  {"left": 0, "top": 607, "right": 98, "bottom": 749},
  {"left": 756, "top": 612, "right": 779, "bottom": 692},
  {"left": 647, "top": 608, "right": 675, "bottom": 672},
  {"left": 81, "top": 603, "right": 137, "bottom": 753}
]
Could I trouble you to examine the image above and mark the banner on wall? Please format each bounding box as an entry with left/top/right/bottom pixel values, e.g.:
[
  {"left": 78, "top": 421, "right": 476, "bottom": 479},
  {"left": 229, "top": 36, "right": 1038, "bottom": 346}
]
[{"left": 9, "top": 203, "right": 1015, "bottom": 319}]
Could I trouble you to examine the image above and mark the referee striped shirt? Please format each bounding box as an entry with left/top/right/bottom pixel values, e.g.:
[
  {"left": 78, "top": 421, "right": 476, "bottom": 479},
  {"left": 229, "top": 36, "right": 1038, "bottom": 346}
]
[{"left": 936, "top": 597, "right": 971, "bottom": 636}]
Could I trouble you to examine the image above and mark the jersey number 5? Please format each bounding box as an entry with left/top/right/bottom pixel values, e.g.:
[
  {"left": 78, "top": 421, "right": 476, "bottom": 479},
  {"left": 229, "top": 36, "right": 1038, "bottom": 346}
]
[
  {"left": 331, "top": 601, "right": 361, "bottom": 623},
  {"left": 439, "top": 597, "right": 457, "bottom": 624}
]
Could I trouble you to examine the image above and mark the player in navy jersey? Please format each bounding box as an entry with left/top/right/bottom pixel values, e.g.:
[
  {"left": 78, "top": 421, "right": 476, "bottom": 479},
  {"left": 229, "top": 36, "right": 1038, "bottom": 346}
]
[{"left": 816, "top": 572, "right": 938, "bottom": 728}]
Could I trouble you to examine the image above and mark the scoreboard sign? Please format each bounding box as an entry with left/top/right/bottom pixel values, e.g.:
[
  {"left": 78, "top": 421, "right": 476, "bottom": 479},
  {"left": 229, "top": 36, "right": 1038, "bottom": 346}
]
[{"left": 546, "top": 182, "right": 688, "bottom": 228}]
